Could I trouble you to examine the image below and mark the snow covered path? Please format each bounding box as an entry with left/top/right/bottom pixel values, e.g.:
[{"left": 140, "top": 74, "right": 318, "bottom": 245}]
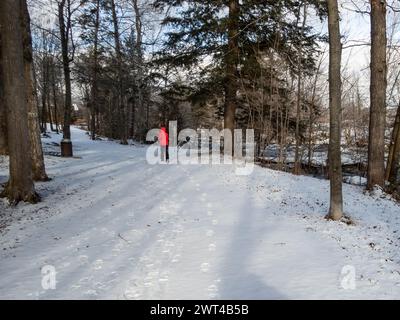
[{"left": 1, "top": 127, "right": 400, "bottom": 299}]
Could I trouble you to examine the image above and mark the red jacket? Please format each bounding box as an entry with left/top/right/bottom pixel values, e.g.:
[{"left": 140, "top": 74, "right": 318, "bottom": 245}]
[{"left": 159, "top": 127, "right": 169, "bottom": 146}]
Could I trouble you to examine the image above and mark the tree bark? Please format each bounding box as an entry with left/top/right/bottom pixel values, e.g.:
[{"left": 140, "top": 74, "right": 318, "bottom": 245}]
[
  {"left": 47, "top": 88, "right": 54, "bottom": 132},
  {"left": 58, "top": 0, "right": 73, "bottom": 157},
  {"left": 21, "top": 0, "right": 49, "bottom": 181},
  {"left": 51, "top": 63, "right": 60, "bottom": 134},
  {"left": 327, "top": 0, "right": 343, "bottom": 220},
  {"left": 387, "top": 102, "right": 400, "bottom": 185},
  {"left": 111, "top": 0, "right": 128, "bottom": 145},
  {"left": 40, "top": 56, "right": 48, "bottom": 133},
  {"left": 0, "top": 33, "right": 8, "bottom": 155},
  {"left": 132, "top": 0, "right": 146, "bottom": 141},
  {"left": 294, "top": 3, "right": 307, "bottom": 175},
  {"left": 90, "top": 0, "right": 100, "bottom": 141},
  {"left": 224, "top": 0, "right": 239, "bottom": 155},
  {"left": 367, "top": 0, "right": 387, "bottom": 189},
  {"left": 0, "top": 0, "right": 39, "bottom": 204}
]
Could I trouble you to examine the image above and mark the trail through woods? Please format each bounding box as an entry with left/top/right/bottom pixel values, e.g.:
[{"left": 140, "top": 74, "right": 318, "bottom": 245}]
[{"left": 1, "top": 127, "right": 400, "bottom": 299}]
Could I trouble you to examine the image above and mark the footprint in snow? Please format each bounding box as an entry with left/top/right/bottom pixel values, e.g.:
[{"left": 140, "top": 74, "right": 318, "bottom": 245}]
[
  {"left": 84, "top": 289, "right": 98, "bottom": 297},
  {"left": 92, "top": 259, "right": 103, "bottom": 271},
  {"left": 172, "top": 254, "right": 181, "bottom": 263},
  {"left": 158, "top": 271, "right": 169, "bottom": 283},
  {"left": 78, "top": 255, "right": 89, "bottom": 265},
  {"left": 207, "top": 284, "right": 220, "bottom": 299},
  {"left": 200, "top": 263, "right": 210, "bottom": 273},
  {"left": 206, "top": 230, "right": 214, "bottom": 237},
  {"left": 124, "top": 288, "right": 142, "bottom": 300}
]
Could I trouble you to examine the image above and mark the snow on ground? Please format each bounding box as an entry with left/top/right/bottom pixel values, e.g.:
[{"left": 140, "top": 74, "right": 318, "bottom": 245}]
[{"left": 0, "top": 127, "right": 400, "bottom": 299}]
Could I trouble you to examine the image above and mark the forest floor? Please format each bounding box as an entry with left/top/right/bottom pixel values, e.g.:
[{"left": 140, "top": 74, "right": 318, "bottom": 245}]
[{"left": 1, "top": 127, "right": 400, "bottom": 299}]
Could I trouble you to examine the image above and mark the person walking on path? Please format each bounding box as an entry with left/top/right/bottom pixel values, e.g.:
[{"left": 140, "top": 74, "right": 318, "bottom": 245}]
[{"left": 159, "top": 126, "right": 169, "bottom": 162}]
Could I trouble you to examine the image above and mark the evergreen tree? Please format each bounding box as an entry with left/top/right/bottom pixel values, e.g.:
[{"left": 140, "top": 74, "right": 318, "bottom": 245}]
[{"left": 153, "top": 0, "right": 326, "bottom": 140}]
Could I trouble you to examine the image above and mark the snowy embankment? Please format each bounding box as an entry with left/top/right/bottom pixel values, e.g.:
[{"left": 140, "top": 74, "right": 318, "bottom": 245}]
[{"left": 0, "top": 127, "right": 400, "bottom": 299}]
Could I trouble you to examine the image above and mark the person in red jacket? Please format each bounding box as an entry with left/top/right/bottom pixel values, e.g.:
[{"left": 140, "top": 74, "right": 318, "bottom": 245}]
[{"left": 159, "top": 126, "right": 169, "bottom": 162}]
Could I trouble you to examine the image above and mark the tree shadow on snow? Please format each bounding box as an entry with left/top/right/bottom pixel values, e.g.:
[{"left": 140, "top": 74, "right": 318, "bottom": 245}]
[{"left": 218, "top": 190, "right": 286, "bottom": 299}]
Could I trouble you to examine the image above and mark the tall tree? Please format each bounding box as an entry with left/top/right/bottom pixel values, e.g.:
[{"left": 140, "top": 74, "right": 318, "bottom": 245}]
[
  {"left": 0, "top": 34, "right": 8, "bottom": 155},
  {"left": 386, "top": 101, "right": 400, "bottom": 187},
  {"left": 79, "top": 0, "right": 103, "bottom": 140},
  {"left": 294, "top": 2, "right": 308, "bottom": 175},
  {"left": 326, "top": 0, "right": 343, "bottom": 220},
  {"left": 110, "top": 0, "right": 128, "bottom": 145},
  {"left": 0, "top": 0, "right": 39, "bottom": 203},
  {"left": 154, "top": 0, "right": 324, "bottom": 151},
  {"left": 367, "top": 0, "right": 387, "bottom": 189},
  {"left": 90, "top": 0, "right": 101, "bottom": 140},
  {"left": 131, "top": 0, "right": 146, "bottom": 141},
  {"left": 21, "top": 0, "right": 49, "bottom": 181},
  {"left": 38, "top": 31, "right": 50, "bottom": 133},
  {"left": 58, "top": 0, "right": 75, "bottom": 157},
  {"left": 224, "top": 0, "right": 240, "bottom": 154},
  {"left": 51, "top": 59, "right": 61, "bottom": 134}
]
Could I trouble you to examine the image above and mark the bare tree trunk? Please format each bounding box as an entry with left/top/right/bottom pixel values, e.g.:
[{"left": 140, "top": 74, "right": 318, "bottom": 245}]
[
  {"left": 21, "top": 0, "right": 49, "bottom": 181},
  {"left": 0, "top": 0, "right": 39, "bottom": 204},
  {"left": 224, "top": 0, "right": 239, "bottom": 155},
  {"left": 90, "top": 0, "right": 100, "bottom": 141},
  {"left": 0, "top": 34, "right": 8, "bottom": 155},
  {"left": 132, "top": 0, "right": 146, "bottom": 141},
  {"left": 51, "top": 64, "right": 60, "bottom": 134},
  {"left": 111, "top": 0, "right": 128, "bottom": 145},
  {"left": 326, "top": 0, "right": 343, "bottom": 220},
  {"left": 367, "top": 0, "right": 387, "bottom": 189},
  {"left": 31, "top": 50, "right": 48, "bottom": 137},
  {"left": 58, "top": 0, "right": 73, "bottom": 157},
  {"left": 388, "top": 133, "right": 400, "bottom": 187},
  {"left": 47, "top": 88, "right": 54, "bottom": 132},
  {"left": 41, "top": 57, "right": 48, "bottom": 133},
  {"left": 387, "top": 102, "right": 400, "bottom": 185},
  {"left": 307, "top": 49, "right": 324, "bottom": 168},
  {"left": 128, "top": 97, "right": 135, "bottom": 138},
  {"left": 294, "top": 3, "right": 307, "bottom": 175}
]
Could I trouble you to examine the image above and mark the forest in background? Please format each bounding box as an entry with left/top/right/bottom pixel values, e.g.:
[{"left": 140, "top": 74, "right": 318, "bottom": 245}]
[{"left": 0, "top": 0, "right": 400, "bottom": 222}]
